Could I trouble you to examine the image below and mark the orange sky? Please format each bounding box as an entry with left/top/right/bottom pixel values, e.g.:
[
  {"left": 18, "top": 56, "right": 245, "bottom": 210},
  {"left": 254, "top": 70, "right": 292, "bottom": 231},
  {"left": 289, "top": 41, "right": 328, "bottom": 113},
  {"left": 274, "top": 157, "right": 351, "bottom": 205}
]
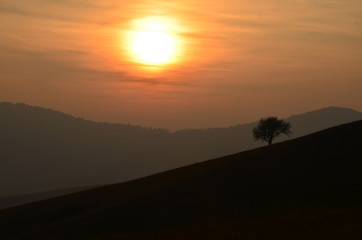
[{"left": 1, "top": 0, "right": 361, "bottom": 129}]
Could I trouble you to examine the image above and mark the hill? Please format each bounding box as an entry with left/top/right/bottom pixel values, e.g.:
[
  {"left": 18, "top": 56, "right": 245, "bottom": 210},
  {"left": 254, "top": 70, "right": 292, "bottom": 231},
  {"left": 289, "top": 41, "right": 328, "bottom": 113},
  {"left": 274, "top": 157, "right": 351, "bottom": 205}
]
[
  {"left": 0, "top": 120, "right": 361, "bottom": 240},
  {"left": 1, "top": 102, "right": 361, "bottom": 197},
  {"left": 0, "top": 186, "right": 95, "bottom": 210}
]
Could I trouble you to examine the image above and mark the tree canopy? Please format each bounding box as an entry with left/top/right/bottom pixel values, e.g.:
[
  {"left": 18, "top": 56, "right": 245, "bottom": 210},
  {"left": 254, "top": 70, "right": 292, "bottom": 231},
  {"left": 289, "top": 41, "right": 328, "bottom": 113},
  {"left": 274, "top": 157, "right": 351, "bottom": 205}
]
[{"left": 253, "top": 117, "right": 292, "bottom": 145}]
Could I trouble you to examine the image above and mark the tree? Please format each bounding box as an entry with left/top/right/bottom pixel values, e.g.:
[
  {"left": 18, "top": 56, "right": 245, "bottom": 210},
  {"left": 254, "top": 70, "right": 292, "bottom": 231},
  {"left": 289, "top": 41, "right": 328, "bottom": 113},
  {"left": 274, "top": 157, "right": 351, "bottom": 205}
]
[{"left": 253, "top": 116, "right": 292, "bottom": 145}]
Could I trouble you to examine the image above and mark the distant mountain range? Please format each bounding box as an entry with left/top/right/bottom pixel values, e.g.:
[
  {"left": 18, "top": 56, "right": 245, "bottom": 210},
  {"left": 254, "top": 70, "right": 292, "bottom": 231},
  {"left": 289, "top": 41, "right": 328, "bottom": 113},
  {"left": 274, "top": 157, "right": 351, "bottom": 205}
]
[
  {"left": 0, "top": 102, "right": 361, "bottom": 197},
  {"left": 0, "top": 120, "right": 361, "bottom": 240}
]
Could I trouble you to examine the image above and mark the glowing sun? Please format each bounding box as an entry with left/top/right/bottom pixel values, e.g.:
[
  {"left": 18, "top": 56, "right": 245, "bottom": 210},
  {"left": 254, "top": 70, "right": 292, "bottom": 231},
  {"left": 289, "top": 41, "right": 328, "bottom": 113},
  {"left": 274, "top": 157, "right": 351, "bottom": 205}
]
[{"left": 127, "top": 17, "right": 180, "bottom": 66}]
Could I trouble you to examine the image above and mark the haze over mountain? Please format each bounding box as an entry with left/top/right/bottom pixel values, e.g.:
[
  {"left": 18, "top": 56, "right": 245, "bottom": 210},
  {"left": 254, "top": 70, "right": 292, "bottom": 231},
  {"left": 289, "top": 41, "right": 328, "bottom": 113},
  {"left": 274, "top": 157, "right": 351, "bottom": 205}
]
[
  {"left": 0, "top": 120, "right": 361, "bottom": 240},
  {"left": 1, "top": 102, "right": 361, "bottom": 197}
]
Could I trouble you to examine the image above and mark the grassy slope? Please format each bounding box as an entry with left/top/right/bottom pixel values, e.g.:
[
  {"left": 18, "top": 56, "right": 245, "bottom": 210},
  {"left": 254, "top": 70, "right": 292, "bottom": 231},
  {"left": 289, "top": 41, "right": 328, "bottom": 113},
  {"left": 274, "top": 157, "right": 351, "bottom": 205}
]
[
  {"left": 0, "top": 186, "right": 95, "bottom": 210},
  {"left": 0, "top": 120, "right": 361, "bottom": 239},
  {"left": 91, "top": 207, "right": 362, "bottom": 240}
]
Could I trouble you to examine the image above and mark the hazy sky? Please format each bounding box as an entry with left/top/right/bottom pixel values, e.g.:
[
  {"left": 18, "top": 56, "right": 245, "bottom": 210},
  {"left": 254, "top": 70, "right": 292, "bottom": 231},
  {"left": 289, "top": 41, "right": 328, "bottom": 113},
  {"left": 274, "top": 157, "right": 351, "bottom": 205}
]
[{"left": 1, "top": 0, "right": 361, "bottom": 129}]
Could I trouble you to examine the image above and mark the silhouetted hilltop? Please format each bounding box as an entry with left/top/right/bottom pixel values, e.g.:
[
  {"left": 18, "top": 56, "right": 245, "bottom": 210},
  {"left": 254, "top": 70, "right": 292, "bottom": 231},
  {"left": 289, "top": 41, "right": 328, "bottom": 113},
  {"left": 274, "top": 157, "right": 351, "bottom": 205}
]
[
  {"left": 0, "top": 102, "right": 361, "bottom": 198},
  {"left": 286, "top": 106, "right": 362, "bottom": 136},
  {"left": 0, "top": 120, "right": 361, "bottom": 240}
]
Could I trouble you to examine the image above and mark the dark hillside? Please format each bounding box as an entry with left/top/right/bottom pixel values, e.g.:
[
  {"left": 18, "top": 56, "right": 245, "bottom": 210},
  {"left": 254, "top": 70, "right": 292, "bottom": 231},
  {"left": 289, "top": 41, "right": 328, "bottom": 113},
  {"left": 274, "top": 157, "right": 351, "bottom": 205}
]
[
  {"left": 0, "top": 186, "right": 95, "bottom": 210},
  {"left": 0, "top": 120, "right": 361, "bottom": 239}
]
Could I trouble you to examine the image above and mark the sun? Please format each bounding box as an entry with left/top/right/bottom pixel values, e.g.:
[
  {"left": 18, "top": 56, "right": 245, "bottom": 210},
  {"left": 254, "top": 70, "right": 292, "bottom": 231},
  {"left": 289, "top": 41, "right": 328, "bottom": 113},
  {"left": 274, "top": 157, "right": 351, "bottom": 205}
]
[
  {"left": 132, "top": 31, "right": 175, "bottom": 64},
  {"left": 126, "top": 17, "right": 181, "bottom": 66}
]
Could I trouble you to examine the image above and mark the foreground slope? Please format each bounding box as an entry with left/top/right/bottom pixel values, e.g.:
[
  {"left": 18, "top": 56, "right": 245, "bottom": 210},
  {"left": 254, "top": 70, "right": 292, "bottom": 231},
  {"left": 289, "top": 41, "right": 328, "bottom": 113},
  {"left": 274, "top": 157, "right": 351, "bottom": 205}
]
[
  {"left": 1, "top": 102, "right": 361, "bottom": 198},
  {"left": 0, "top": 120, "right": 361, "bottom": 240},
  {"left": 0, "top": 186, "right": 95, "bottom": 210}
]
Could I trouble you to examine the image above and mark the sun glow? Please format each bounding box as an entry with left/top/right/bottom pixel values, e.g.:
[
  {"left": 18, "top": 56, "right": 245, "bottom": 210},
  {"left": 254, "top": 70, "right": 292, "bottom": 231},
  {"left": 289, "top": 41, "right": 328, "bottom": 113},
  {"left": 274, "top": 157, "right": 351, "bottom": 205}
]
[{"left": 126, "top": 17, "right": 181, "bottom": 66}]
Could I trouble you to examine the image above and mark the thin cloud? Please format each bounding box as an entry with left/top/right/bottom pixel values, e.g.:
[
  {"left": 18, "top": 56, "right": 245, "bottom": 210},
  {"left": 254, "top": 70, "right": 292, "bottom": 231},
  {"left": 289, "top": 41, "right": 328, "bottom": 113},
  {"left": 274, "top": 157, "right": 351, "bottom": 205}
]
[{"left": 0, "top": 1, "right": 125, "bottom": 25}]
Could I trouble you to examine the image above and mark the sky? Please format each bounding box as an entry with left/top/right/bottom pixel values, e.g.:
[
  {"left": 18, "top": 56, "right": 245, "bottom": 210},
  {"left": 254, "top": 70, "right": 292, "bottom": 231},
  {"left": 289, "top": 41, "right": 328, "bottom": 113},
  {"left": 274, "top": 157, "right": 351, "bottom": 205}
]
[{"left": 1, "top": 0, "right": 361, "bottom": 130}]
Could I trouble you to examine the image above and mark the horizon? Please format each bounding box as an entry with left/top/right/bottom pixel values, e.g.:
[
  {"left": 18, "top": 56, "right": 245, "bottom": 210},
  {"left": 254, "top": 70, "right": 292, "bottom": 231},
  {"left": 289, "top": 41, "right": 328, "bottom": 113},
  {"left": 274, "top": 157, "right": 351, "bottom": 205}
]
[{"left": 1, "top": 101, "right": 361, "bottom": 131}]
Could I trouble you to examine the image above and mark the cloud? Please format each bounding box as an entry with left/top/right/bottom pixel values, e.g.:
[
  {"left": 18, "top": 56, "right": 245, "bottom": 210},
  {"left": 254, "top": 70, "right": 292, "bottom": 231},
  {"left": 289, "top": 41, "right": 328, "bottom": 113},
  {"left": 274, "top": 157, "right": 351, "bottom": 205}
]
[
  {"left": 0, "top": 45, "right": 194, "bottom": 91},
  {"left": 0, "top": 0, "right": 125, "bottom": 25}
]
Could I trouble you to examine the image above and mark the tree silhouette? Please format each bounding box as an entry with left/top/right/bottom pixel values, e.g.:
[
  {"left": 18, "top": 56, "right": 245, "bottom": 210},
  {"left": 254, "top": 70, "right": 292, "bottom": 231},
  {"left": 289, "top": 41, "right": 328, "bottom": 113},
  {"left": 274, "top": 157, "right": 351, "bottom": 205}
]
[{"left": 253, "top": 117, "right": 292, "bottom": 145}]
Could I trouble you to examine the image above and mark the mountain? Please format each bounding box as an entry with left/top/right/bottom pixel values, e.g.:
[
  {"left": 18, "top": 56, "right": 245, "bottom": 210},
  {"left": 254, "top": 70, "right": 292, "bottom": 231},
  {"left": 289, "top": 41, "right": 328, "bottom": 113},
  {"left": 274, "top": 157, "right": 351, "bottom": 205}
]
[
  {"left": 0, "top": 102, "right": 170, "bottom": 197},
  {"left": 1, "top": 102, "right": 361, "bottom": 197},
  {"left": 0, "top": 120, "right": 361, "bottom": 240}
]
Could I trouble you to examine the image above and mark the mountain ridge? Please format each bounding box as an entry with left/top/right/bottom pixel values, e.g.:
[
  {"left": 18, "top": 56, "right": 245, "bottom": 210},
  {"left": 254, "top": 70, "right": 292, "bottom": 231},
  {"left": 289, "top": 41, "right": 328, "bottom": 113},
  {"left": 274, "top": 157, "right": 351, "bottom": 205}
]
[{"left": 1, "top": 102, "right": 361, "bottom": 198}]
